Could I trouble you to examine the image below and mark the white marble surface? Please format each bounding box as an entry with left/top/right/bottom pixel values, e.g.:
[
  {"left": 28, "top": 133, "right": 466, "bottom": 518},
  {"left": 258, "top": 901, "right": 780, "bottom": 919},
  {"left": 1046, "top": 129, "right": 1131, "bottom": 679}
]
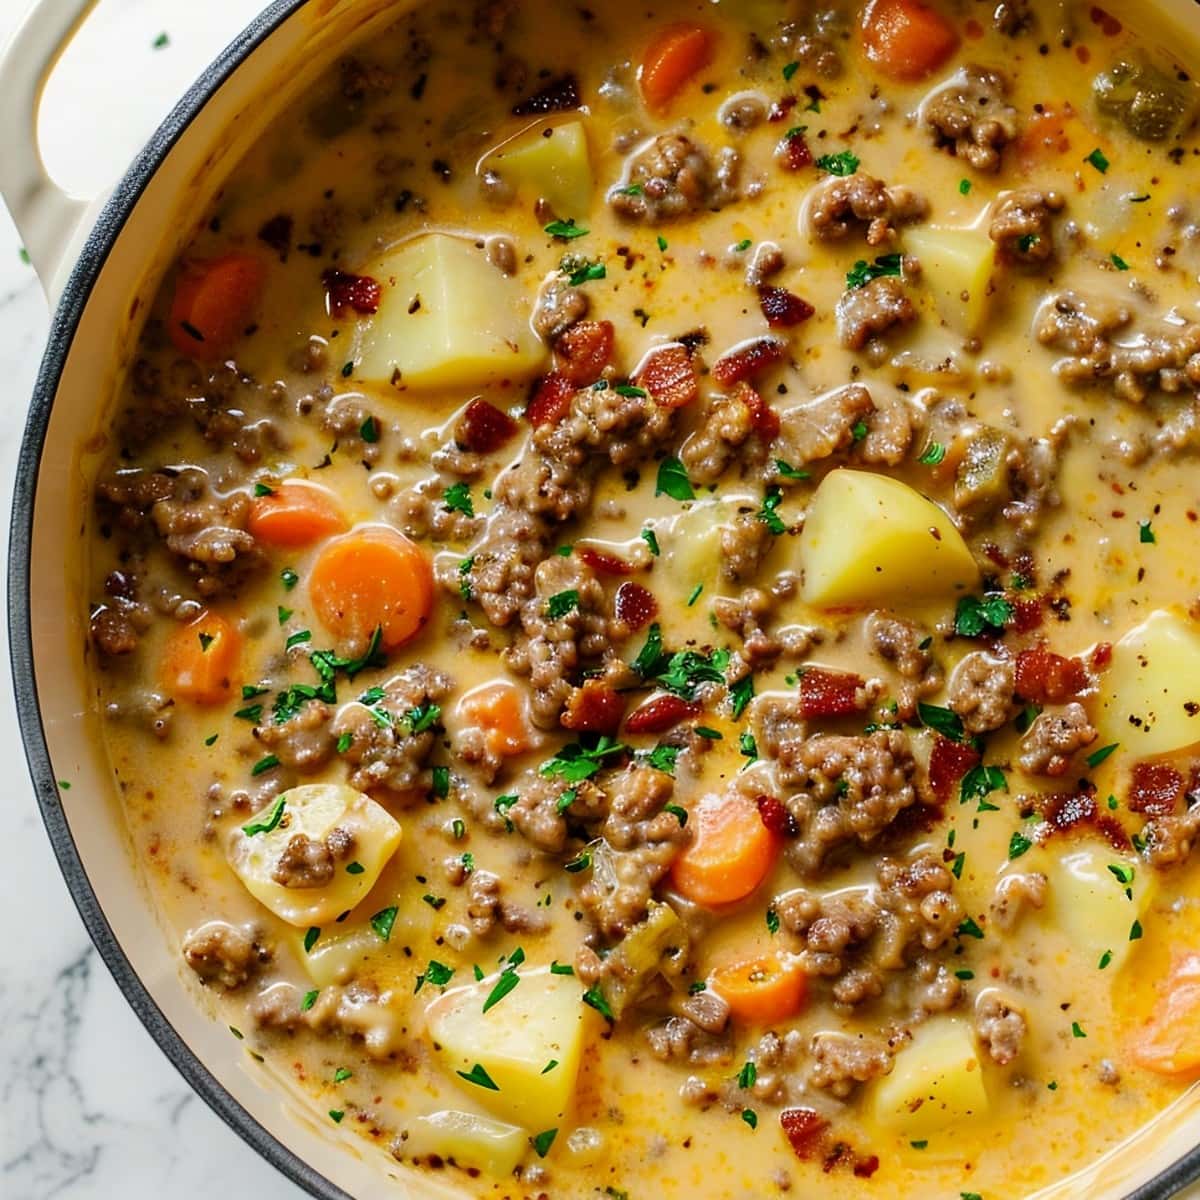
[{"left": 0, "top": 2, "right": 303, "bottom": 1197}]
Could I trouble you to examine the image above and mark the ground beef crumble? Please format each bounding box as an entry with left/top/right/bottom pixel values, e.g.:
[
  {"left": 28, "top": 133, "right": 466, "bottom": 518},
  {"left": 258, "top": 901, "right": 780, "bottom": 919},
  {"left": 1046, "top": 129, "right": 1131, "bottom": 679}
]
[{"left": 923, "top": 65, "right": 1020, "bottom": 172}]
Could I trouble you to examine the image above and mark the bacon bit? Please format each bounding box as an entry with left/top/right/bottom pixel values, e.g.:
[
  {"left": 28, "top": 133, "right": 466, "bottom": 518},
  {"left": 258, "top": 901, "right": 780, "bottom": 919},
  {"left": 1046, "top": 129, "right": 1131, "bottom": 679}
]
[
  {"left": 554, "top": 319, "right": 615, "bottom": 384},
  {"left": 636, "top": 343, "right": 698, "bottom": 409},
  {"left": 777, "top": 128, "right": 814, "bottom": 171},
  {"left": 1037, "top": 786, "right": 1130, "bottom": 850},
  {"left": 756, "top": 794, "right": 799, "bottom": 838},
  {"left": 526, "top": 372, "right": 576, "bottom": 427},
  {"left": 561, "top": 679, "right": 626, "bottom": 735},
  {"left": 853, "top": 1156, "right": 880, "bottom": 1180},
  {"left": 578, "top": 547, "right": 637, "bottom": 576},
  {"left": 799, "top": 668, "right": 864, "bottom": 719},
  {"left": 1091, "top": 641, "right": 1113, "bottom": 670},
  {"left": 456, "top": 398, "right": 518, "bottom": 454},
  {"left": 887, "top": 801, "right": 945, "bottom": 842},
  {"left": 981, "top": 542, "right": 1010, "bottom": 568},
  {"left": 735, "top": 382, "right": 781, "bottom": 442},
  {"left": 928, "top": 736, "right": 981, "bottom": 802},
  {"left": 758, "top": 285, "right": 815, "bottom": 329},
  {"left": 712, "top": 337, "right": 788, "bottom": 387},
  {"left": 1128, "top": 762, "right": 1184, "bottom": 818},
  {"left": 1009, "top": 596, "right": 1044, "bottom": 633},
  {"left": 965, "top": 16, "right": 984, "bottom": 37},
  {"left": 768, "top": 95, "right": 798, "bottom": 122},
  {"left": 624, "top": 693, "right": 699, "bottom": 734},
  {"left": 614, "top": 581, "right": 658, "bottom": 630},
  {"left": 1089, "top": 5, "right": 1122, "bottom": 35},
  {"left": 780, "top": 1108, "right": 830, "bottom": 1160},
  {"left": 1014, "top": 644, "right": 1089, "bottom": 704},
  {"left": 322, "top": 269, "right": 382, "bottom": 317},
  {"left": 512, "top": 73, "right": 581, "bottom": 115}
]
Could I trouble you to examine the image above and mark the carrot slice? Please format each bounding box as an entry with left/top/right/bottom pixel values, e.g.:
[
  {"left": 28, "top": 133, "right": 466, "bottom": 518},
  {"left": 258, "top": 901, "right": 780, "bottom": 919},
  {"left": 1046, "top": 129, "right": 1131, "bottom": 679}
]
[
  {"left": 1130, "top": 954, "right": 1200, "bottom": 1076},
  {"left": 670, "top": 791, "right": 780, "bottom": 907},
  {"left": 247, "top": 480, "right": 348, "bottom": 549},
  {"left": 456, "top": 681, "right": 533, "bottom": 757},
  {"left": 168, "top": 253, "right": 266, "bottom": 361},
  {"left": 161, "top": 611, "right": 242, "bottom": 705},
  {"left": 639, "top": 24, "right": 715, "bottom": 111},
  {"left": 309, "top": 525, "right": 433, "bottom": 651},
  {"left": 861, "top": 0, "right": 959, "bottom": 81},
  {"left": 710, "top": 952, "right": 809, "bottom": 1025}
]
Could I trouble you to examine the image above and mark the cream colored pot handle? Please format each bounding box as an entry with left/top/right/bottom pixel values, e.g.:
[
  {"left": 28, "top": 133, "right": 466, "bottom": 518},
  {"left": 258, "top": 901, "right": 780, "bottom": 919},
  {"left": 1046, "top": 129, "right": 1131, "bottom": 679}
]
[{"left": 0, "top": 0, "right": 97, "bottom": 293}]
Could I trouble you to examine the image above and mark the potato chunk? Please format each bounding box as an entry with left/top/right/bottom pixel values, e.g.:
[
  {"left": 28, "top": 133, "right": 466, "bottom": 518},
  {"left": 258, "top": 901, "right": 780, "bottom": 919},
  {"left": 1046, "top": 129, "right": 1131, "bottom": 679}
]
[
  {"left": 291, "top": 925, "right": 378, "bottom": 988},
  {"left": 872, "top": 1018, "right": 989, "bottom": 1137},
  {"left": 426, "top": 969, "right": 592, "bottom": 1130},
  {"left": 799, "top": 470, "right": 978, "bottom": 608},
  {"left": 1097, "top": 609, "right": 1200, "bottom": 756},
  {"left": 905, "top": 226, "right": 996, "bottom": 336},
  {"left": 484, "top": 120, "right": 593, "bottom": 219},
  {"left": 227, "top": 783, "right": 401, "bottom": 927},
  {"left": 404, "top": 1110, "right": 528, "bottom": 1175},
  {"left": 352, "top": 233, "right": 546, "bottom": 390}
]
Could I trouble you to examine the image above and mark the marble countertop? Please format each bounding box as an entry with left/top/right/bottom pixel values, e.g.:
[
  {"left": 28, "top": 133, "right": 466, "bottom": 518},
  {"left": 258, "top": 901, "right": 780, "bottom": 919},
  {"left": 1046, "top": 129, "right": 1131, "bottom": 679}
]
[{"left": 0, "top": 3, "right": 302, "bottom": 1196}]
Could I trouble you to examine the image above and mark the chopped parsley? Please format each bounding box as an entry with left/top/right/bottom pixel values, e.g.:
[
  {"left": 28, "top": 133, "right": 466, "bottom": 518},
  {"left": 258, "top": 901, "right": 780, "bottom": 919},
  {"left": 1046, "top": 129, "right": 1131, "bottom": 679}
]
[
  {"left": 423, "top": 893, "right": 446, "bottom": 910},
  {"left": 739, "top": 731, "right": 758, "bottom": 763},
  {"left": 737, "top": 1061, "right": 758, "bottom": 1089},
  {"left": 482, "top": 959, "right": 523, "bottom": 1013},
  {"left": 845, "top": 252, "right": 902, "bottom": 290},
  {"left": 615, "top": 383, "right": 649, "bottom": 398},
  {"left": 458, "top": 556, "right": 474, "bottom": 601},
  {"left": 336, "top": 731, "right": 354, "bottom": 754},
  {"left": 550, "top": 960, "right": 575, "bottom": 975},
  {"left": 918, "top": 441, "right": 946, "bottom": 466},
  {"left": 443, "top": 482, "right": 474, "bottom": 516},
  {"left": 954, "top": 593, "right": 1013, "bottom": 637},
  {"left": 301, "top": 989, "right": 320, "bottom": 1012},
  {"left": 415, "top": 960, "right": 454, "bottom": 993},
  {"left": 1008, "top": 831, "right": 1033, "bottom": 860},
  {"left": 333, "top": 1067, "right": 353, "bottom": 1083},
  {"left": 285, "top": 630, "right": 312, "bottom": 649},
  {"left": 1087, "top": 743, "right": 1119, "bottom": 768},
  {"left": 655, "top": 455, "right": 694, "bottom": 501},
  {"left": 816, "top": 150, "right": 860, "bottom": 176},
  {"left": 432, "top": 765, "right": 450, "bottom": 798},
  {"left": 532, "top": 1128, "right": 558, "bottom": 1158},
  {"left": 541, "top": 734, "right": 627, "bottom": 783},
  {"left": 360, "top": 415, "right": 380, "bottom": 443},
  {"left": 254, "top": 482, "right": 275, "bottom": 497},
  {"left": 918, "top": 702, "right": 965, "bottom": 743},
  {"left": 730, "top": 674, "right": 755, "bottom": 720},
  {"left": 1072, "top": 1021, "right": 1087, "bottom": 1038},
  {"left": 547, "top": 589, "right": 580, "bottom": 619},
  {"left": 775, "top": 459, "right": 810, "bottom": 480},
  {"left": 281, "top": 567, "right": 299, "bottom": 590},
  {"left": 456, "top": 1063, "right": 500, "bottom": 1090},
  {"left": 198, "top": 632, "right": 214, "bottom": 652},
  {"left": 404, "top": 701, "right": 442, "bottom": 734},
  {"left": 961, "top": 765, "right": 1007, "bottom": 807},
  {"left": 642, "top": 744, "right": 680, "bottom": 775},
  {"left": 1130, "top": 919, "right": 1143, "bottom": 941},
  {"left": 304, "top": 926, "right": 321, "bottom": 953},
  {"left": 741, "top": 1109, "right": 758, "bottom": 1130},
  {"left": 664, "top": 803, "right": 688, "bottom": 827},
  {"left": 582, "top": 985, "right": 614, "bottom": 1021},
  {"left": 1139, "top": 519, "right": 1156, "bottom": 544},
  {"left": 565, "top": 257, "right": 606, "bottom": 286},
  {"left": 733, "top": 238, "right": 752, "bottom": 252},
  {"left": 1108, "top": 863, "right": 1135, "bottom": 886},
  {"left": 542, "top": 1059, "right": 560, "bottom": 1074},
  {"left": 766, "top": 908, "right": 780, "bottom": 935},
  {"left": 957, "top": 916, "right": 985, "bottom": 940},
  {"left": 545, "top": 218, "right": 588, "bottom": 240},
  {"left": 641, "top": 528, "right": 661, "bottom": 556},
  {"left": 346, "top": 861, "right": 365, "bottom": 875},
  {"left": 370, "top": 906, "right": 399, "bottom": 941},
  {"left": 959, "top": 178, "right": 972, "bottom": 195},
  {"left": 782, "top": 60, "right": 800, "bottom": 81},
  {"left": 756, "top": 487, "right": 787, "bottom": 534},
  {"left": 1098, "top": 949, "right": 1113, "bottom": 970},
  {"left": 1085, "top": 147, "right": 1110, "bottom": 174},
  {"left": 249, "top": 755, "right": 280, "bottom": 779},
  {"left": 1110, "top": 252, "right": 1130, "bottom": 271},
  {"left": 564, "top": 849, "right": 592, "bottom": 873}
]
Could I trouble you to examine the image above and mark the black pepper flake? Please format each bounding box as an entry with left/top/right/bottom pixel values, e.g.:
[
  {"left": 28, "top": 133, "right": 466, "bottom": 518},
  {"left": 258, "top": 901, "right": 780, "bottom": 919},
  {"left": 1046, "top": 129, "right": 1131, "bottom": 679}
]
[{"left": 512, "top": 73, "right": 581, "bottom": 115}]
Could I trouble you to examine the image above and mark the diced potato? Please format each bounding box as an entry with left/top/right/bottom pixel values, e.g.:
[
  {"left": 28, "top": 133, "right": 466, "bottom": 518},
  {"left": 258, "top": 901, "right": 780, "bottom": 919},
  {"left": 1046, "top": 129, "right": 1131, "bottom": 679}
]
[
  {"left": 290, "top": 925, "right": 379, "bottom": 988},
  {"left": 352, "top": 233, "right": 547, "bottom": 390},
  {"left": 1097, "top": 609, "right": 1200, "bottom": 756},
  {"left": 227, "top": 783, "right": 401, "bottom": 927},
  {"left": 799, "top": 470, "right": 978, "bottom": 608},
  {"left": 872, "top": 1018, "right": 989, "bottom": 1137},
  {"left": 664, "top": 499, "right": 738, "bottom": 595},
  {"left": 426, "top": 968, "right": 593, "bottom": 1130},
  {"left": 403, "top": 1110, "right": 528, "bottom": 1175},
  {"left": 602, "top": 900, "right": 689, "bottom": 1019},
  {"left": 484, "top": 120, "right": 593, "bottom": 219},
  {"left": 1049, "top": 845, "right": 1156, "bottom": 972},
  {"left": 905, "top": 226, "right": 996, "bottom": 336}
]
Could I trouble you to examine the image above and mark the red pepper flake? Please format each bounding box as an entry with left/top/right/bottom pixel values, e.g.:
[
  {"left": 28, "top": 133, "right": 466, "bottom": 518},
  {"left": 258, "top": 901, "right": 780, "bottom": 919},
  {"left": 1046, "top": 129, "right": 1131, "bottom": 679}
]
[
  {"left": 734, "top": 382, "right": 781, "bottom": 442},
  {"left": 756, "top": 794, "right": 799, "bottom": 837},
  {"left": 712, "top": 337, "right": 788, "bottom": 387},
  {"left": 614, "top": 581, "right": 658, "bottom": 631},
  {"left": 456, "top": 398, "right": 518, "bottom": 454},
  {"left": 561, "top": 679, "right": 626, "bottom": 735},
  {"left": 777, "top": 128, "right": 814, "bottom": 171},
  {"left": 928, "top": 736, "right": 981, "bottom": 802},
  {"left": 1014, "top": 644, "right": 1089, "bottom": 704},
  {"left": 526, "top": 372, "right": 576, "bottom": 427},
  {"left": 623, "top": 693, "right": 699, "bottom": 734},
  {"left": 636, "top": 343, "right": 698, "bottom": 409},
  {"left": 1128, "top": 762, "right": 1184, "bottom": 817},
  {"left": 780, "top": 1108, "right": 830, "bottom": 1160},
  {"left": 799, "top": 668, "right": 864, "bottom": 719},
  {"left": 322, "top": 269, "right": 382, "bottom": 317},
  {"left": 577, "top": 547, "right": 636, "bottom": 576},
  {"left": 554, "top": 319, "right": 614, "bottom": 384},
  {"left": 758, "top": 285, "right": 815, "bottom": 329}
]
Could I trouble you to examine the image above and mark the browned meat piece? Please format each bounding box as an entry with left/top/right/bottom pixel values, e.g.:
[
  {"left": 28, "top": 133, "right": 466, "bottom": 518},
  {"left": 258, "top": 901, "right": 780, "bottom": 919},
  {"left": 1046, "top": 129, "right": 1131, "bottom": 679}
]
[
  {"left": 90, "top": 606, "right": 139, "bottom": 656},
  {"left": 535, "top": 380, "right": 676, "bottom": 470},
  {"left": 533, "top": 276, "right": 590, "bottom": 342},
  {"left": 183, "top": 921, "right": 271, "bottom": 990},
  {"left": 741, "top": 1030, "right": 805, "bottom": 1105},
  {"left": 508, "top": 776, "right": 606, "bottom": 854},
  {"left": 609, "top": 134, "right": 739, "bottom": 223},
  {"left": 254, "top": 699, "right": 335, "bottom": 773},
  {"left": 993, "top": 0, "right": 1034, "bottom": 33},
  {"left": 837, "top": 277, "right": 917, "bottom": 350},
  {"left": 680, "top": 392, "right": 755, "bottom": 485},
  {"left": 923, "top": 66, "right": 1019, "bottom": 172},
  {"left": 393, "top": 477, "right": 485, "bottom": 543},
  {"left": 975, "top": 989, "right": 1027, "bottom": 1065},
  {"left": 855, "top": 395, "right": 921, "bottom": 466},
  {"left": 874, "top": 854, "right": 963, "bottom": 962},
  {"left": 452, "top": 508, "right": 553, "bottom": 627},
  {"left": 602, "top": 766, "right": 690, "bottom": 853},
  {"left": 332, "top": 665, "right": 452, "bottom": 792},
  {"left": 719, "top": 91, "right": 768, "bottom": 133},
  {"left": 866, "top": 612, "right": 941, "bottom": 720},
  {"left": 752, "top": 692, "right": 807, "bottom": 779},
  {"left": 715, "top": 589, "right": 819, "bottom": 669},
  {"left": 1018, "top": 702, "right": 1097, "bottom": 776},
  {"left": 772, "top": 19, "right": 843, "bottom": 78},
  {"left": 1004, "top": 437, "right": 1060, "bottom": 535},
  {"left": 645, "top": 1016, "right": 734, "bottom": 1066},
  {"left": 675, "top": 989, "right": 731, "bottom": 1036},
  {"left": 271, "top": 832, "right": 339, "bottom": 888},
  {"left": 808, "top": 1031, "right": 893, "bottom": 1098},
  {"left": 1145, "top": 805, "right": 1200, "bottom": 867},
  {"left": 778, "top": 888, "right": 878, "bottom": 981},
  {"left": 720, "top": 512, "right": 773, "bottom": 584},
  {"left": 773, "top": 384, "right": 875, "bottom": 467},
  {"left": 913, "top": 958, "right": 963, "bottom": 1017},
  {"left": 989, "top": 189, "right": 1066, "bottom": 265},
  {"left": 947, "top": 651, "right": 1018, "bottom": 735},
  {"left": 1036, "top": 291, "right": 1200, "bottom": 404},
  {"left": 990, "top": 871, "right": 1048, "bottom": 930},
  {"left": 251, "top": 981, "right": 405, "bottom": 1058},
  {"left": 808, "top": 174, "right": 928, "bottom": 245},
  {"left": 466, "top": 869, "right": 550, "bottom": 938},
  {"left": 95, "top": 467, "right": 175, "bottom": 530},
  {"left": 492, "top": 451, "right": 593, "bottom": 523},
  {"left": 581, "top": 839, "right": 684, "bottom": 939}
]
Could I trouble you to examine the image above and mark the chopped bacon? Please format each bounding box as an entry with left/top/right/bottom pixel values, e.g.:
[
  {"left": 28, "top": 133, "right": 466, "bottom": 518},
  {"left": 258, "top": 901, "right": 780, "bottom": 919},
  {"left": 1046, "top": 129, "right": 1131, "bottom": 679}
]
[
  {"left": 768, "top": 96, "right": 798, "bottom": 123},
  {"left": 777, "top": 128, "right": 814, "bottom": 171},
  {"left": 614, "top": 581, "right": 658, "bottom": 630},
  {"left": 928, "top": 736, "right": 981, "bottom": 802},
  {"left": 554, "top": 319, "right": 614, "bottom": 384},
  {"left": 578, "top": 547, "right": 636, "bottom": 576},
  {"left": 322, "top": 269, "right": 382, "bottom": 317},
  {"left": 711, "top": 337, "right": 788, "bottom": 387},
  {"left": 1009, "top": 596, "right": 1044, "bottom": 633},
  {"left": 636, "top": 343, "right": 698, "bottom": 409},
  {"left": 1091, "top": 641, "right": 1113, "bottom": 670},
  {"left": 561, "top": 680, "right": 626, "bottom": 735},
  {"left": 799, "top": 668, "right": 864, "bottom": 719},
  {"left": 756, "top": 794, "right": 799, "bottom": 837},
  {"left": 456, "top": 398, "right": 518, "bottom": 454},
  {"left": 623, "top": 693, "right": 699, "bottom": 734},
  {"left": 853, "top": 1156, "right": 880, "bottom": 1180},
  {"left": 526, "top": 372, "right": 576, "bottom": 427},
  {"left": 1036, "top": 786, "right": 1130, "bottom": 850},
  {"left": 734, "top": 382, "right": 780, "bottom": 441},
  {"left": 512, "top": 73, "right": 580, "bottom": 115},
  {"left": 758, "top": 285, "right": 815, "bottom": 329},
  {"left": 781, "top": 1108, "right": 830, "bottom": 1160},
  {"left": 1128, "top": 762, "right": 1184, "bottom": 818},
  {"left": 1014, "top": 644, "right": 1089, "bottom": 704}
]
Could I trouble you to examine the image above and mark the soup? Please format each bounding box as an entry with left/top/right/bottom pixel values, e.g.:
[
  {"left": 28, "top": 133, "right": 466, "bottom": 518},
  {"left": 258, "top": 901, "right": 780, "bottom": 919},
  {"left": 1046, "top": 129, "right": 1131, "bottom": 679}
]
[{"left": 84, "top": 0, "right": 1200, "bottom": 1195}]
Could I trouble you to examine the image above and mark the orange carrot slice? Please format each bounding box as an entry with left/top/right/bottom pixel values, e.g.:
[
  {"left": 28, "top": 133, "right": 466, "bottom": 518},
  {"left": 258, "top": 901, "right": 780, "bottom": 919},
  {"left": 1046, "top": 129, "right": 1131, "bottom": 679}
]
[
  {"left": 168, "top": 252, "right": 266, "bottom": 361},
  {"left": 639, "top": 24, "right": 715, "bottom": 111},
  {"left": 457, "top": 681, "right": 533, "bottom": 758},
  {"left": 1130, "top": 954, "right": 1200, "bottom": 1076},
  {"left": 247, "top": 480, "right": 348, "bottom": 549},
  {"left": 710, "top": 953, "right": 809, "bottom": 1025},
  {"left": 161, "top": 611, "right": 242, "bottom": 705},
  {"left": 861, "top": 0, "right": 959, "bottom": 81},
  {"left": 670, "top": 791, "right": 779, "bottom": 907}
]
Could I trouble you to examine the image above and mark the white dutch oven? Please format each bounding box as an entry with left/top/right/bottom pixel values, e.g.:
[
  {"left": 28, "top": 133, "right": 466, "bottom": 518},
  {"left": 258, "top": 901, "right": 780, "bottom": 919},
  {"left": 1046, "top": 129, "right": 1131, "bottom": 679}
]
[{"left": 5, "top": 1, "right": 1200, "bottom": 1196}]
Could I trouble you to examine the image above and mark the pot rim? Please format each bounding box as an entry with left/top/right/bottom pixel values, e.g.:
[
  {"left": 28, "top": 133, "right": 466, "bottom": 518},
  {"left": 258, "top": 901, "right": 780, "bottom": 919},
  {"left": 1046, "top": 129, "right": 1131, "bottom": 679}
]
[{"left": 8, "top": 3, "right": 1200, "bottom": 1198}]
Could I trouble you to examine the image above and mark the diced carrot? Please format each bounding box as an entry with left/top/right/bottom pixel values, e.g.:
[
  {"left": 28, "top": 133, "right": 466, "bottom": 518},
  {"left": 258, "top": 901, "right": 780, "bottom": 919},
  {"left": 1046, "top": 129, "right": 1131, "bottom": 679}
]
[
  {"left": 168, "top": 253, "right": 266, "bottom": 361},
  {"left": 161, "top": 611, "right": 242, "bottom": 705},
  {"left": 671, "top": 791, "right": 780, "bottom": 907},
  {"left": 1130, "top": 954, "right": 1200, "bottom": 1076},
  {"left": 710, "top": 952, "right": 808, "bottom": 1025},
  {"left": 639, "top": 24, "right": 715, "bottom": 111},
  {"left": 860, "top": 0, "right": 959, "bottom": 82},
  {"left": 457, "top": 681, "right": 533, "bottom": 756},
  {"left": 1017, "top": 107, "right": 1073, "bottom": 171},
  {"left": 246, "top": 480, "right": 348, "bottom": 549},
  {"left": 309, "top": 525, "right": 433, "bottom": 651}
]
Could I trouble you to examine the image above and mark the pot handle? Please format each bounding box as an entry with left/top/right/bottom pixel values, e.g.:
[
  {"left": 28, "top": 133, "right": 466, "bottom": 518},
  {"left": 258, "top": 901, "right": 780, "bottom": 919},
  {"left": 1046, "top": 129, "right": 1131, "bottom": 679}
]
[{"left": 0, "top": 0, "right": 97, "bottom": 294}]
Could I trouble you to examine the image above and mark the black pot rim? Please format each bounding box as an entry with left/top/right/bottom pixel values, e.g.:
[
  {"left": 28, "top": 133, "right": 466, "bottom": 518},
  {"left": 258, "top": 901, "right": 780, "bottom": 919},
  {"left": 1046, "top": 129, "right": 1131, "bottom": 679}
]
[{"left": 7, "top": 4, "right": 1200, "bottom": 1199}]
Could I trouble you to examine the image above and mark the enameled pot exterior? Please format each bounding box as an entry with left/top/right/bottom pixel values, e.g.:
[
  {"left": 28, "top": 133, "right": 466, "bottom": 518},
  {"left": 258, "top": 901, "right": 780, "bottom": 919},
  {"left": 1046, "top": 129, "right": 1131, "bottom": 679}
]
[{"left": 6, "top": 1, "right": 1200, "bottom": 1197}]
